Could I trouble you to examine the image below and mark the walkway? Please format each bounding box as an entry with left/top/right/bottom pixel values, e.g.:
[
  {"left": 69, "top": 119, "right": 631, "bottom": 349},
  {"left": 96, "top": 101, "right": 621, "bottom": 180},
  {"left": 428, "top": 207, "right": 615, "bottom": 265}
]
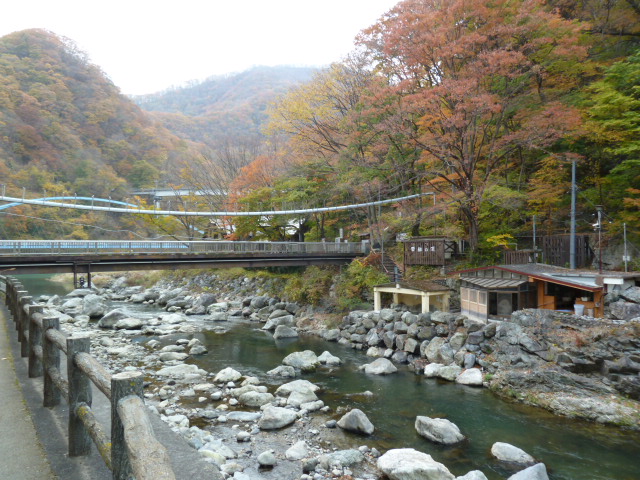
[{"left": 0, "top": 306, "right": 56, "bottom": 479}]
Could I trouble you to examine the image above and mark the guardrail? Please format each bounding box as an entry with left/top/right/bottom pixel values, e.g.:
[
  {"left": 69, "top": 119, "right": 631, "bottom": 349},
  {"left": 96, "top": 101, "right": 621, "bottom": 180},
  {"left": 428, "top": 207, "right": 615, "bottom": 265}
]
[
  {"left": 0, "top": 240, "right": 369, "bottom": 256},
  {"left": 2, "top": 276, "right": 176, "bottom": 480}
]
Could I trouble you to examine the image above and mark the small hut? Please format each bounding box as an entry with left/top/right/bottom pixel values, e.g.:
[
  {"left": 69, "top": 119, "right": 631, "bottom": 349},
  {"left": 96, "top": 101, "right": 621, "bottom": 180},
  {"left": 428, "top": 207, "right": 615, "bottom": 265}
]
[{"left": 373, "top": 280, "right": 451, "bottom": 313}]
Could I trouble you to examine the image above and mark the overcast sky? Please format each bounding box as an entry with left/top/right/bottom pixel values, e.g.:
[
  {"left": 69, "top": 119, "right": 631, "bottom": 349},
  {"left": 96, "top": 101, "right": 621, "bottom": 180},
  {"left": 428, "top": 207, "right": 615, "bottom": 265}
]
[{"left": 1, "top": 0, "right": 399, "bottom": 95}]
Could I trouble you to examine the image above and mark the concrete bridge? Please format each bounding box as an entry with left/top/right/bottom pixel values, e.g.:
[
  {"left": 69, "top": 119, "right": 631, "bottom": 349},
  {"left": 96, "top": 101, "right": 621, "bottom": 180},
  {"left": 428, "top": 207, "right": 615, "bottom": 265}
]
[{"left": 0, "top": 240, "right": 368, "bottom": 286}]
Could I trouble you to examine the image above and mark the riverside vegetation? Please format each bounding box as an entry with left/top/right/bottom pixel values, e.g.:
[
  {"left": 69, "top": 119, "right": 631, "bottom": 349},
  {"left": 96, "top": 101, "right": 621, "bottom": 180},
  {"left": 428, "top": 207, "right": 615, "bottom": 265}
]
[{"left": 21, "top": 265, "right": 640, "bottom": 480}]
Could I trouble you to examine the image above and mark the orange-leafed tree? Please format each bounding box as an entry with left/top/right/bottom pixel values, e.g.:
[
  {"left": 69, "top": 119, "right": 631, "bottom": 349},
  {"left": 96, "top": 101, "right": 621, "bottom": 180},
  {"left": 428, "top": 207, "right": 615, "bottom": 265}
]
[{"left": 357, "top": 0, "right": 589, "bottom": 251}]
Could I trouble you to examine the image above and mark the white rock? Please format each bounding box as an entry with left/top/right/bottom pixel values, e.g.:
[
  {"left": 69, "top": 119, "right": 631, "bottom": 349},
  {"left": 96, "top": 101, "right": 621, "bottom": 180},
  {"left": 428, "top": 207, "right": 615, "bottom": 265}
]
[
  {"left": 491, "top": 442, "right": 535, "bottom": 464},
  {"left": 424, "top": 363, "right": 444, "bottom": 377},
  {"left": 258, "top": 405, "right": 297, "bottom": 430},
  {"left": 337, "top": 409, "right": 374, "bottom": 435},
  {"left": 415, "top": 416, "right": 465, "bottom": 445},
  {"left": 363, "top": 358, "right": 397, "bottom": 375},
  {"left": 455, "top": 369, "right": 484, "bottom": 386},
  {"left": 214, "top": 367, "right": 243, "bottom": 383},
  {"left": 257, "top": 450, "right": 277, "bottom": 467},
  {"left": 456, "top": 470, "right": 489, "bottom": 480},
  {"left": 275, "top": 380, "right": 320, "bottom": 397},
  {"left": 282, "top": 350, "right": 320, "bottom": 372},
  {"left": 507, "top": 463, "right": 549, "bottom": 480},
  {"left": 273, "top": 325, "right": 299, "bottom": 339},
  {"left": 285, "top": 440, "right": 308, "bottom": 460},
  {"left": 318, "top": 351, "right": 342, "bottom": 366},
  {"left": 377, "top": 448, "right": 455, "bottom": 480}
]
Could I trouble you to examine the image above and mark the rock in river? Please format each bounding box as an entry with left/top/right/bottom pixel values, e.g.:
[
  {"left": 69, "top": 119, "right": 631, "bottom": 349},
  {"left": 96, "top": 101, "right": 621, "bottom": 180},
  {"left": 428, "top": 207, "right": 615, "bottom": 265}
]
[
  {"left": 507, "top": 463, "right": 549, "bottom": 480},
  {"left": 491, "top": 442, "right": 535, "bottom": 465},
  {"left": 415, "top": 416, "right": 465, "bottom": 445},
  {"left": 337, "top": 408, "right": 375, "bottom": 435},
  {"left": 363, "top": 357, "right": 398, "bottom": 375},
  {"left": 282, "top": 350, "right": 320, "bottom": 372},
  {"left": 258, "top": 405, "right": 298, "bottom": 430}
]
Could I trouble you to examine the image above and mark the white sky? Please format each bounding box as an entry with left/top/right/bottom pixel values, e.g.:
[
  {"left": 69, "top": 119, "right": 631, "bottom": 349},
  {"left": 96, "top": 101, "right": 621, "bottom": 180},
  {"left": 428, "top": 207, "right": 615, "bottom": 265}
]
[{"left": 1, "top": 0, "right": 399, "bottom": 95}]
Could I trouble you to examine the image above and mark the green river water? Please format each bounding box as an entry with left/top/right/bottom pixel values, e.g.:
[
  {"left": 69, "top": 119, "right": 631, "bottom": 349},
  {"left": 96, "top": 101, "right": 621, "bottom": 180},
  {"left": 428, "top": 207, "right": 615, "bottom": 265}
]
[{"left": 15, "top": 274, "right": 640, "bottom": 480}]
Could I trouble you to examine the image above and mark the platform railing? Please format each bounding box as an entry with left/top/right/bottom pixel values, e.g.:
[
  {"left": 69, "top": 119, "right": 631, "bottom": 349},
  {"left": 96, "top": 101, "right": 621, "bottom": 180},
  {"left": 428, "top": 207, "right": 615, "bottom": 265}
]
[
  {"left": 1, "top": 276, "right": 176, "bottom": 480},
  {"left": 0, "top": 240, "right": 369, "bottom": 256}
]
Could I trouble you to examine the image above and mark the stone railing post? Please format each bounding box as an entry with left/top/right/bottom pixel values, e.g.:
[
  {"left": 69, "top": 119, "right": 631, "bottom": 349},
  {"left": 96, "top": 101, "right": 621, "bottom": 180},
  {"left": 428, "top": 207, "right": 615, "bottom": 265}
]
[
  {"left": 14, "top": 289, "right": 27, "bottom": 333},
  {"left": 28, "top": 304, "right": 44, "bottom": 377},
  {"left": 111, "top": 371, "right": 143, "bottom": 480},
  {"left": 19, "top": 294, "right": 32, "bottom": 357},
  {"left": 67, "top": 335, "right": 92, "bottom": 456},
  {"left": 43, "top": 317, "right": 61, "bottom": 407}
]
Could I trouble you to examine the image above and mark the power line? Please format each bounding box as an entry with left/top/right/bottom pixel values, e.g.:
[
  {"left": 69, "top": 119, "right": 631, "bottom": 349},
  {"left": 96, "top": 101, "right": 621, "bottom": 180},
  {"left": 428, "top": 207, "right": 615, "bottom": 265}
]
[{"left": 0, "top": 192, "right": 433, "bottom": 217}]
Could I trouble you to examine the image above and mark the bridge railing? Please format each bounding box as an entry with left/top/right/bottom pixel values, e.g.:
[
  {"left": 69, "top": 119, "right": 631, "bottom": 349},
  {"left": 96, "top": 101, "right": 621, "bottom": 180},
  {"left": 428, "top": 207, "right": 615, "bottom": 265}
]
[
  {"left": 1, "top": 276, "right": 176, "bottom": 480},
  {"left": 0, "top": 240, "right": 369, "bottom": 256}
]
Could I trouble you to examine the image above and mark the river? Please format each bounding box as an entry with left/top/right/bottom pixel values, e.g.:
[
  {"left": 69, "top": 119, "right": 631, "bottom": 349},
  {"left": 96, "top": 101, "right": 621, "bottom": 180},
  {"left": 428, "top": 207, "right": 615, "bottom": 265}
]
[{"left": 15, "top": 274, "right": 640, "bottom": 480}]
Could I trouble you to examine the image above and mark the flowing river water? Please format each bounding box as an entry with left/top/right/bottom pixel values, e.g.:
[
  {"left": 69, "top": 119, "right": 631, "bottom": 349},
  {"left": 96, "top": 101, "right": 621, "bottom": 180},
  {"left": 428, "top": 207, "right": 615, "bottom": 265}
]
[{"left": 15, "top": 274, "right": 640, "bottom": 480}]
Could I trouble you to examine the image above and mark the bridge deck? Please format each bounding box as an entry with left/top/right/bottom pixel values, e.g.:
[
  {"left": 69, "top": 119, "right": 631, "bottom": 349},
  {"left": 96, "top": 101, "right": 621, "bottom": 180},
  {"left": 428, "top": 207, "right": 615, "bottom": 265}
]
[{"left": 0, "top": 240, "right": 367, "bottom": 275}]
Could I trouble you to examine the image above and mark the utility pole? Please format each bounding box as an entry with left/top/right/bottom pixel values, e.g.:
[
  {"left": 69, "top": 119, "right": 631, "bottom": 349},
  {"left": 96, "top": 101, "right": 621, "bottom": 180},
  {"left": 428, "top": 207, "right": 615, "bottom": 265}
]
[
  {"left": 532, "top": 215, "right": 537, "bottom": 263},
  {"left": 596, "top": 205, "right": 603, "bottom": 274},
  {"left": 623, "top": 223, "right": 628, "bottom": 273},
  {"left": 570, "top": 159, "right": 576, "bottom": 270}
]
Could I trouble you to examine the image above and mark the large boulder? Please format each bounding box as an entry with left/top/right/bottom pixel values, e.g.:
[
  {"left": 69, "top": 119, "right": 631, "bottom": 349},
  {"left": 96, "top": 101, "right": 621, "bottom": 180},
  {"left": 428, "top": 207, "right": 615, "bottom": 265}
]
[
  {"left": 214, "top": 367, "right": 243, "bottom": 383},
  {"left": 415, "top": 416, "right": 465, "bottom": 445},
  {"left": 258, "top": 405, "right": 297, "bottom": 430},
  {"left": 114, "top": 317, "right": 144, "bottom": 330},
  {"left": 456, "top": 369, "right": 484, "bottom": 387},
  {"left": 316, "top": 449, "right": 364, "bottom": 470},
  {"left": 263, "top": 315, "right": 295, "bottom": 331},
  {"left": 377, "top": 448, "right": 455, "bottom": 480},
  {"left": 82, "top": 294, "right": 108, "bottom": 318},
  {"left": 491, "top": 442, "right": 535, "bottom": 465},
  {"left": 424, "top": 337, "right": 455, "bottom": 365},
  {"left": 507, "top": 463, "right": 549, "bottom": 480},
  {"left": 275, "top": 379, "right": 320, "bottom": 397},
  {"left": 363, "top": 358, "right": 398, "bottom": 375},
  {"left": 155, "top": 364, "right": 207, "bottom": 378},
  {"left": 620, "top": 286, "right": 640, "bottom": 303},
  {"left": 97, "top": 308, "right": 129, "bottom": 328},
  {"left": 286, "top": 388, "right": 318, "bottom": 407},
  {"left": 456, "top": 471, "right": 488, "bottom": 480},
  {"left": 60, "top": 297, "right": 83, "bottom": 315},
  {"left": 273, "top": 325, "right": 299, "bottom": 339},
  {"left": 282, "top": 350, "right": 320, "bottom": 372},
  {"left": 238, "top": 391, "right": 274, "bottom": 408},
  {"left": 337, "top": 408, "right": 375, "bottom": 435},
  {"left": 318, "top": 351, "right": 342, "bottom": 366}
]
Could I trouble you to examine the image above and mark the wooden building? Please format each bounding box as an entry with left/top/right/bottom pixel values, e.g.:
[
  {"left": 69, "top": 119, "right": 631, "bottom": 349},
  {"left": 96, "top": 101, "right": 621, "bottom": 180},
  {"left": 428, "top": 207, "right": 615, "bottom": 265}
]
[
  {"left": 458, "top": 264, "right": 640, "bottom": 321},
  {"left": 402, "top": 237, "right": 462, "bottom": 266}
]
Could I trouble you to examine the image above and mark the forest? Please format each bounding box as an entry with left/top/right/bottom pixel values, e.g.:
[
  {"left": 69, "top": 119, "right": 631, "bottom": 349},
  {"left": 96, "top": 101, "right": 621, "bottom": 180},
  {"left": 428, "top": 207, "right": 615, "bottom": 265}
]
[{"left": 0, "top": 0, "right": 639, "bottom": 265}]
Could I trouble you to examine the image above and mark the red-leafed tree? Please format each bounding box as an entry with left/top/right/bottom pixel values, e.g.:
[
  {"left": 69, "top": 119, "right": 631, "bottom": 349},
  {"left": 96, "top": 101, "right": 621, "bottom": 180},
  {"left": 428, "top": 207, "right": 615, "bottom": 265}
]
[{"left": 357, "top": 0, "right": 588, "bottom": 251}]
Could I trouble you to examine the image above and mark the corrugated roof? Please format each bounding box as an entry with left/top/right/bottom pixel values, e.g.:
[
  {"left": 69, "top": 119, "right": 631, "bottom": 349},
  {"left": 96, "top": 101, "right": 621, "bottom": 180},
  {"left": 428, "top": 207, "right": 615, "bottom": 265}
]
[{"left": 462, "top": 277, "right": 527, "bottom": 289}]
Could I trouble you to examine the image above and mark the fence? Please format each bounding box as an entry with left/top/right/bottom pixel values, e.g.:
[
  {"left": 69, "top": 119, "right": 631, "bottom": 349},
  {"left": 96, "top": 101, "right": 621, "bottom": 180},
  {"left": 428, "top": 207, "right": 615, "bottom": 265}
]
[
  {"left": 0, "top": 240, "right": 369, "bottom": 256},
  {"left": 1, "top": 276, "right": 176, "bottom": 480}
]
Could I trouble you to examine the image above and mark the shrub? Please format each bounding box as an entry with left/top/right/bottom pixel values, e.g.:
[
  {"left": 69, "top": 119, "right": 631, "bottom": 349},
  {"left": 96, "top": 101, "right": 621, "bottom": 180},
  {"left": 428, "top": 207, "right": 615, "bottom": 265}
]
[
  {"left": 334, "top": 259, "right": 389, "bottom": 311},
  {"left": 283, "top": 266, "right": 335, "bottom": 305}
]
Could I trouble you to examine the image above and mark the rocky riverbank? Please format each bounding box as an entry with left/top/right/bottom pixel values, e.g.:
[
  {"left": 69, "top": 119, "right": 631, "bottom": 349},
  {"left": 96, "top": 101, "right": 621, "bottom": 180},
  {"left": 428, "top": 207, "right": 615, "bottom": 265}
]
[{"left": 33, "top": 271, "right": 640, "bottom": 479}]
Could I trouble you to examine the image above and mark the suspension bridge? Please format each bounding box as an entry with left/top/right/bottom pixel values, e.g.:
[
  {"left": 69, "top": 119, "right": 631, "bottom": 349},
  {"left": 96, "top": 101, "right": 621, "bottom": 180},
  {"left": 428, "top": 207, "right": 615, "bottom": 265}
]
[{"left": 0, "top": 190, "right": 433, "bottom": 286}]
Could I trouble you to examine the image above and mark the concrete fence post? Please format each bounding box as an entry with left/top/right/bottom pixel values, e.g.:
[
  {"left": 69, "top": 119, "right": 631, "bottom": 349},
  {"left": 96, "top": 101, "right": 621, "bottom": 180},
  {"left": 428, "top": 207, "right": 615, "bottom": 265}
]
[
  {"left": 19, "top": 294, "right": 32, "bottom": 357},
  {"left": 67, "top": 335, "right": 92, "bottom": 457},
  {"left": 42, "top": 317, "right": 61, "bottom": 407},
  {"left": 28, "top": 304, "right": 44, "bottom": 377},
  {"left": 15, "top": 289, "right": 27, "bottom": 333},
  {"left": 111, "top": 371, "right": 143, "bottom": 480}
]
